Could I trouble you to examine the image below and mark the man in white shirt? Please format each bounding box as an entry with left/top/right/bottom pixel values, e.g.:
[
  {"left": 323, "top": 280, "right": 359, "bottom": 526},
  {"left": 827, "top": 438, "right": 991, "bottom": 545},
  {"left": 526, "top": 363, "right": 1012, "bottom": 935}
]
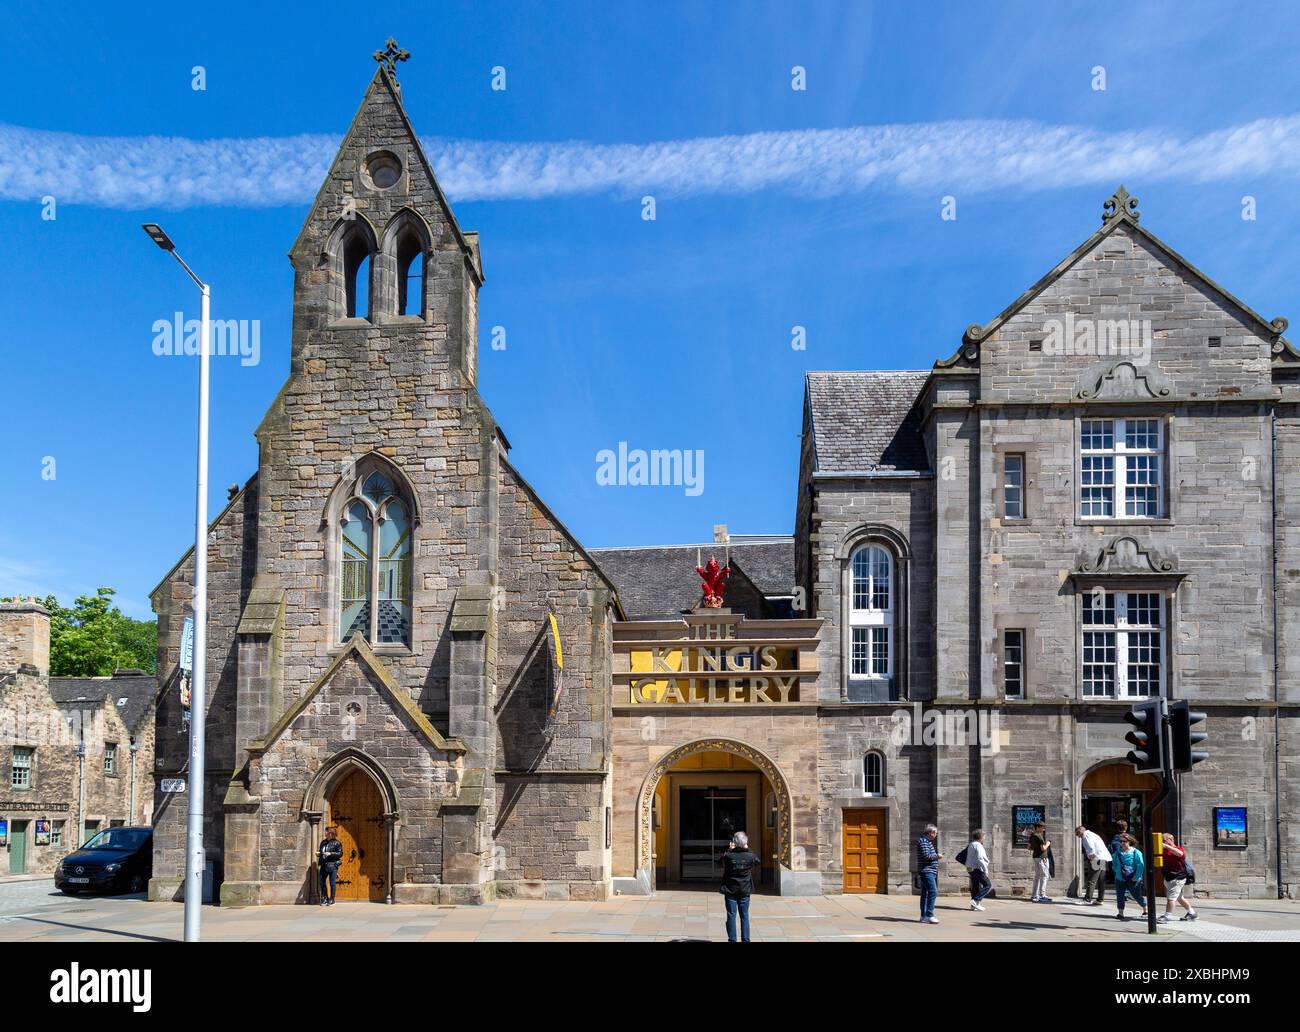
[
  {"left": 964, "top": 829, "right": 992, "bottom": 911},
  {"left": 1076, "top": 824, "right": 1113, "bottom": 906}
]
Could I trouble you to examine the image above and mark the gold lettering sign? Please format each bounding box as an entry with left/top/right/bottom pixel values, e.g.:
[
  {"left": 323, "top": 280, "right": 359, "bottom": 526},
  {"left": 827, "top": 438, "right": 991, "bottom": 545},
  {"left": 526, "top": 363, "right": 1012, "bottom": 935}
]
[{"left": 628, "top": 639, "right": 801, "bottom": 705}]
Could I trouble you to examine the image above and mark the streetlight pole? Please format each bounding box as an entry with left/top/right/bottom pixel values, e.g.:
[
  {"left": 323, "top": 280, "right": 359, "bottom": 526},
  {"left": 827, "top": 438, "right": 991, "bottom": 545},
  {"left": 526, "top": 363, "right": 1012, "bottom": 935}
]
[{"left": 142, "top": 224, "right": 210, "bottom": 943}]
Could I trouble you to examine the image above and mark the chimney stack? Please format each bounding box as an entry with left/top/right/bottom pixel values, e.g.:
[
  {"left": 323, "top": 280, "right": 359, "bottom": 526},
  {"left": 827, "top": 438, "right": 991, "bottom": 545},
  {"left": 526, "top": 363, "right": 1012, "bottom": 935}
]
[
  {"left": 713, "top": 524, "right": 729, "bottom": 544},
  {"left": 0, "top": 599, "right": 51, "bottom": 677}
]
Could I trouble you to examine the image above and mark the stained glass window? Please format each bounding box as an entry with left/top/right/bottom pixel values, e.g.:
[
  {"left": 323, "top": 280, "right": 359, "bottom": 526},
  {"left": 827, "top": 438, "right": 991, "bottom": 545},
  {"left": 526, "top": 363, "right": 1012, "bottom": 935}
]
[
  {"left": 338, "top": 470, "right": 413, "bottom": 647},
  {"left": 340, "top": 501, "right": 372, "bottom": 641}
]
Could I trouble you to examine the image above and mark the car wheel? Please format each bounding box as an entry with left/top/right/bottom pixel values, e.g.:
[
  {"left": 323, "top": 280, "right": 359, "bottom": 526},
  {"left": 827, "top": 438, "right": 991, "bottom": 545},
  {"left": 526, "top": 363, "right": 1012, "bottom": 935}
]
[{"left": 128, "top": 875, "right": 146, "bottom": 894}]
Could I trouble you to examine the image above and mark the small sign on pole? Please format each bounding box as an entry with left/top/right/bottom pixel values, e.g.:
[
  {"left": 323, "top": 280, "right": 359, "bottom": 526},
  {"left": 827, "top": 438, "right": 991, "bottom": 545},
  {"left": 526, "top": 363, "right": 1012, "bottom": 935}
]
[{"left": 180, "top": 616, "right": 195, "bottom": 674}]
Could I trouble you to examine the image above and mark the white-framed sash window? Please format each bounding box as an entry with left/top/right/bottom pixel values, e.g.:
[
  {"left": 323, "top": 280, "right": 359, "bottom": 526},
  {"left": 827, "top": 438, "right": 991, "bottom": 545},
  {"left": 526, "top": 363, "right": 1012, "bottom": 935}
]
[
  {"left": 1082, "top": 590, "right": 1164, "bottom": 698},
  {"left": 1079, "top": 417, "right": 1164, "bottom": 519},
  {"left": 849, "top": 545, "right": 893, "bottom": 681}
]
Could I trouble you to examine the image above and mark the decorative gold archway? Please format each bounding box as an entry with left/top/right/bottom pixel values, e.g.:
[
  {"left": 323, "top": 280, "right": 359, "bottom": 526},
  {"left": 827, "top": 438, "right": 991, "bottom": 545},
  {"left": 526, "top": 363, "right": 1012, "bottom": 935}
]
[{"left": 635, "top": 738, "right": 793, "bottom": 875}]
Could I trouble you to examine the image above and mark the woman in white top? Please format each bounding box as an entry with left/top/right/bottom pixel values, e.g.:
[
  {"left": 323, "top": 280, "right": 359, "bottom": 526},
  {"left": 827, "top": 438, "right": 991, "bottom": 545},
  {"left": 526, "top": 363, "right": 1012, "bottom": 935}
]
[{"left": 964, "top": 829, "right": 992, "bottom": 911}]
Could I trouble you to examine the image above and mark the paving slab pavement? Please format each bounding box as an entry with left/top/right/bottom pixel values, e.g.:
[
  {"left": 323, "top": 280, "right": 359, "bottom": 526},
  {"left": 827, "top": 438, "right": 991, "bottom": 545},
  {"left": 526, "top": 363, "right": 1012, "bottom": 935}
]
[{"left": 0, "top": 888, "right": 1296, "bottom": 943}]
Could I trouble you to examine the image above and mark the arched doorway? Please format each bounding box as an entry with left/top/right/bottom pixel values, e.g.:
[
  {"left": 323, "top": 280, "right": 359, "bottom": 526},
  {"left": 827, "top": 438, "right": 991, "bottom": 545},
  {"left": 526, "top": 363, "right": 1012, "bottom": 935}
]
[
  {"left": 1080, "top": 761, "right": 1164, "bottom": 888},
  {"left": 302, "top": 748, "right": 399, "bottom": 903},
  {"left": 326, "top": 770, "right": 388, "bottom": 901},
  {"left": 636, "top": 738, "right": 792, "bottom": 893}
]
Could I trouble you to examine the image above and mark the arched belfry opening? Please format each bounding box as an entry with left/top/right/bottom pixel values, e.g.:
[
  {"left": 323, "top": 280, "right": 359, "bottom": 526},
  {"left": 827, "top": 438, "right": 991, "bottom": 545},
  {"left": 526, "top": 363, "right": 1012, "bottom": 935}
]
[
  {"left": 324, "top": 218, "right": 379, "bottom": 322},
  {"left": 380, "top": 208, "right": 432, "bottom": 319}
]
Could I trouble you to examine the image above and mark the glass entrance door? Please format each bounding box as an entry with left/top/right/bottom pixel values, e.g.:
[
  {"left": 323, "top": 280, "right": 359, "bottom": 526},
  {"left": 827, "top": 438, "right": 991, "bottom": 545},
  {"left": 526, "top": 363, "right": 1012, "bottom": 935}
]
[
  {"left": 679, "top": 786, "right": 746, "bottom": 881},
  {"left": 1081, "top": 793, "right": 1144, "bottom": 883}
]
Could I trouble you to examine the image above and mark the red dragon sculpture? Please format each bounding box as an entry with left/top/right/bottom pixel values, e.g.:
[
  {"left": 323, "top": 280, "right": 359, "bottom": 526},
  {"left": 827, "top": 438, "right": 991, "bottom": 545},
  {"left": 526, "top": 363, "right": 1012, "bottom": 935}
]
[{"left": 695, "top": 556, "right": 730, "bottom": 609}]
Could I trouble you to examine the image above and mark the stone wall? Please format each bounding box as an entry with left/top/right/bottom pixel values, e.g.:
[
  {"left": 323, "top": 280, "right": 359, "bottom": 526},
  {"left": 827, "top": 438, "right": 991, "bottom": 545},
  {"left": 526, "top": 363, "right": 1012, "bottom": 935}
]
[
  {"left": 491, "top": 460, "right": 614, "bottom": 894},
  {"left": 150, "top": 480, "right": 258, "bottom": 897}
]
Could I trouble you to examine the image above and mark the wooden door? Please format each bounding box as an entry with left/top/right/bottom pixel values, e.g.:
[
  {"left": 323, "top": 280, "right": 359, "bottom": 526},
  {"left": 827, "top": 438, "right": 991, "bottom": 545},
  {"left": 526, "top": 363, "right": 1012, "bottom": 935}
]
[
  {"left": 843, "top": 809, "right": 886, "bottom": 893},
  {"left": 327, "top": 770, "right": 387, "bottom": 901}
]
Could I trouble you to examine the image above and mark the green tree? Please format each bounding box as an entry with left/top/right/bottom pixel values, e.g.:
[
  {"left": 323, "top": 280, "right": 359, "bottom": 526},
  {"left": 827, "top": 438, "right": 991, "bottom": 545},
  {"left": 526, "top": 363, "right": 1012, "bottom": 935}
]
[{"left": 8, "top": 588, "right": 157, "bottom": 677}]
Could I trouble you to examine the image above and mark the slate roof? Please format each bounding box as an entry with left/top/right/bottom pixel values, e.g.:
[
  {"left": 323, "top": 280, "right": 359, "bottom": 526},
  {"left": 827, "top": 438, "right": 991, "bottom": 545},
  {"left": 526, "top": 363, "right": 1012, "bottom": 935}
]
[
  {"left": 590, "top": 538, "right": 794, "bottom": 621},
  {"left": 49, "top": 672, "right": 156, "bottom": 735},
  {"left": 806, "top": 370, "right": 930, "bottom": 474}
]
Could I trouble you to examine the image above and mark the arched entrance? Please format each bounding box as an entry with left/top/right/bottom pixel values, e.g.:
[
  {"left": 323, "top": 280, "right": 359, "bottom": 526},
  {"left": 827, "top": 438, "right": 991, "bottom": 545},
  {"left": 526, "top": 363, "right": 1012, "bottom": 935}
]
[
  {"left": 327, "top": 770, "right": 387, "bottom": 901},
  {"left": 1080, "top": 761, "right": 1164, "bottom": 888},
  {"left": 636, "top": 738, "right": 792, "bottom": 893},
  {"left": 302, "top": 748, "right": 399, "bottom": 903}
]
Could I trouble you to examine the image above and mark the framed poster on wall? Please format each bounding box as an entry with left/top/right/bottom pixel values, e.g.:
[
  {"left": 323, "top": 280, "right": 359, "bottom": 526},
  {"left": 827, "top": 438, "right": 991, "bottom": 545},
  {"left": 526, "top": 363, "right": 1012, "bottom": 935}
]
[
  {"left": 0, "top": 818, "right": 7, "bottom": 845},
  {"left": 34, "top": 820, "right": 51, "bottom": 845},
  {"left": 1214, "top": 807, "right": 1248, "bottom": 850},
  {"left": 1012, "top": 806, "right": 1046, "bottom": 849}
]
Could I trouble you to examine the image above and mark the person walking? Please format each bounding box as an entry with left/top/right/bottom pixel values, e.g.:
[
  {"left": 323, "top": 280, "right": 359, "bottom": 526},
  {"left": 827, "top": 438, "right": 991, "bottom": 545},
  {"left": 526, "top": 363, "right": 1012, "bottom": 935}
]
[
  {"left": 719, "top": 831, "right": 760, "bottom": 942},
  {"left": 1028, "top": 821, "right": 1052, "bottom": 902},
  {"left": 317, "top": 826, "right": 343, "bottom": 907},
  {"left": 1076, "top": 824, "right": 1112, "bottom": 905},
  {"left": 1109, "top": 819, "right": 1129, "bottom": 860},
  {"left": 916, "top": 824, "right": 943, "bottom": 924},
  {"left": 1111, "top": 833, "right": 1147, "bottom": 921},
  {"left": 1158, "top": 833, "right": 1198, "bottom": 923},
  {"left": 963, "top": 829, "right": 993, "bottom": 911}
]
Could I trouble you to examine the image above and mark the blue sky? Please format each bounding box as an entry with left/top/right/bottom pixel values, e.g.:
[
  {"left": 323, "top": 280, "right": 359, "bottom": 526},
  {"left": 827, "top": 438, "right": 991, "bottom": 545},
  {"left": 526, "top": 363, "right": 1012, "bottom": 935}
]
[{"left": 3, "top": 1, "right": 1299, "bottom": 618}]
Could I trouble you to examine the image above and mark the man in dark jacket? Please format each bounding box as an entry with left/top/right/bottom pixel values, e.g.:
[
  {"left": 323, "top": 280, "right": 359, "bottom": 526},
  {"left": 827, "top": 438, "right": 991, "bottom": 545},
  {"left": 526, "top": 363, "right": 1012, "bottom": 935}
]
[
  {"left": 318, "top": 826, "right": 343, "bottom": 906},
  {"left": 916, "top": 824, "right": 943, "bottom": 924},
  {"left": 720, "top": 831, "right": 759, "bottom": 942}
]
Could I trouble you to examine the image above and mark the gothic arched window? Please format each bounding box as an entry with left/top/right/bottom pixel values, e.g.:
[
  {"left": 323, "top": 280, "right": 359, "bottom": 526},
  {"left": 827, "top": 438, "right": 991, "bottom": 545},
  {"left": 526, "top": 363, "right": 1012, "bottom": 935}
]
[
  {"left": 382, "top": 209, "right": 430, "bottom": 319},
  {"left": 342, "top": 229, "right": 373, "bottom": 320},
  {"left": 338, "top": 468, "right": 413, "bottom": 645},
  {"left": 326, "top": 218, "right": 378, "bottom": 322}
]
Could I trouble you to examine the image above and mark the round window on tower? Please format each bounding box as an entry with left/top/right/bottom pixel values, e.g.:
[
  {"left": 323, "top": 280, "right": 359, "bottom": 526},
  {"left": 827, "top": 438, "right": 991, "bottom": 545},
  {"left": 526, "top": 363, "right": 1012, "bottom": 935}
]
[{"left": 364, "top": 151, "right": 402, "bottom": 190}]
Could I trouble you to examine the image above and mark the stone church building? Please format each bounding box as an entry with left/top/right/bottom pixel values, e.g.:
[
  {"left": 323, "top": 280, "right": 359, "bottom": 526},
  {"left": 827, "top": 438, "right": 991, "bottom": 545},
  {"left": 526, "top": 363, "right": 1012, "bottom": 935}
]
[
  {"left": 150, "top": 54, "right": 619, "bottom": 905},
  {"left": 149, "top": 48, "right": 1298, "bottom": 905}
]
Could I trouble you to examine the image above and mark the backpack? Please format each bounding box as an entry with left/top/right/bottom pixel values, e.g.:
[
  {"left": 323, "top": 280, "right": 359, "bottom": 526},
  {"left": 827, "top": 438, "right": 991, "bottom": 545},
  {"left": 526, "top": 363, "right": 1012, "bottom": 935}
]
[
  {"left": 1185, "top": 860, "right": 1196, "bottom": 885},
  {"left": 954, "top": 846, "right": 970, "bottom": 867}
]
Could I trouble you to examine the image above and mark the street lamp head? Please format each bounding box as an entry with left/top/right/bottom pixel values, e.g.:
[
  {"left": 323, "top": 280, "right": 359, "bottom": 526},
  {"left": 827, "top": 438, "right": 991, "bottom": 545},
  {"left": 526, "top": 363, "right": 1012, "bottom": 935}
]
[{"left": 141, "top": 223, "right": 175, "bottom": 251}]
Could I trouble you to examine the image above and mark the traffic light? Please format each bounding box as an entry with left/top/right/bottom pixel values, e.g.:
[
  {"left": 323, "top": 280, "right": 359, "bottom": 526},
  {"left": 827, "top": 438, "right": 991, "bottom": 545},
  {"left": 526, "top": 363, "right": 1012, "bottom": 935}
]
[
  {"left": 1169, "top": 700, "right": 1208, "bottom": 772},
  {"left": 1124, "top": 698, "right": 1166, "bottom": 773}
]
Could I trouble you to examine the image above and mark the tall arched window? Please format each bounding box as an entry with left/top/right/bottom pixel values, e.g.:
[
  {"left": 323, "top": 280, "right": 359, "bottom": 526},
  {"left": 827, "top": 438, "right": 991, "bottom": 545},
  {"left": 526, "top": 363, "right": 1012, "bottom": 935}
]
[
  {"left": 396, "top": 236, "right": 425, "bottom": 317},
  {"left": 382, "top": 209, "right": 430, "bottom": 319},
  {"left": 863, "top": 751, "right": 885, "bottom": 796},
  {"left": 338, "top": 469, "right": 413, "bottom": 645},
  {"left": 849, "top": 544, "right": 893, "bottom": 683},
  {"left": 342, "top": 229, "right": 373, "bottom": 320}
]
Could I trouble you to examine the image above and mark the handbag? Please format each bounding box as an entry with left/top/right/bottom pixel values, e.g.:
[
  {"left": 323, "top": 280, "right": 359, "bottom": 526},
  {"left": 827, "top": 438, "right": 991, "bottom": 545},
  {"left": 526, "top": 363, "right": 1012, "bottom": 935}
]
[
  {"left": 1185, "top": 861, "right": 1196, "bottom": 885},
  {"left": 955, "top": 846, "right": 970, "bottom": 867}
]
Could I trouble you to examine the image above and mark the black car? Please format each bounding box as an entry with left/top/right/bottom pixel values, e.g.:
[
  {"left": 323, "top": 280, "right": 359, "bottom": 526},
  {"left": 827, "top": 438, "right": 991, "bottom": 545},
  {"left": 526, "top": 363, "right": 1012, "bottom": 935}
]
[{"left": 54, "top": 826, "right": 153, "bottom": 895}]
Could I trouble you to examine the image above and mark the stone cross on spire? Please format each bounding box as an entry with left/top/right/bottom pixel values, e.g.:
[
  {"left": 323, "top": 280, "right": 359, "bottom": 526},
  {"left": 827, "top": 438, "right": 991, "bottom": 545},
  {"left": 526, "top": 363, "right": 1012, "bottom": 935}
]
[{"left": 373, "top": 37, "right": 410, "bottom": 82}]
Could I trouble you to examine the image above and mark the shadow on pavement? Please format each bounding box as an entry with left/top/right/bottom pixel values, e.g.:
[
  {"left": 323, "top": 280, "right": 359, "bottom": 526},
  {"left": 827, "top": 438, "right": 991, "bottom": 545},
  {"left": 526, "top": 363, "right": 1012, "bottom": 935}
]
[{"left": 13, "top": 914, "right": 176, "bottom": 943}]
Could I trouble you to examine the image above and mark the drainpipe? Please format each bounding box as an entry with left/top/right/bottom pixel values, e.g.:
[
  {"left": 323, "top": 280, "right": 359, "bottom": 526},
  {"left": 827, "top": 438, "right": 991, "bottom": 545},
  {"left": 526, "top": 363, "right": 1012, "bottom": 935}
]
[
  {"left": 76, "top": 738, "right": 86, "bottom": 847},
  {"left": 129, "top": 739, "right": 139, "bottom": 824},
  {"left": 1271, "top": 409, "right": 1283, "bottom": 898}
]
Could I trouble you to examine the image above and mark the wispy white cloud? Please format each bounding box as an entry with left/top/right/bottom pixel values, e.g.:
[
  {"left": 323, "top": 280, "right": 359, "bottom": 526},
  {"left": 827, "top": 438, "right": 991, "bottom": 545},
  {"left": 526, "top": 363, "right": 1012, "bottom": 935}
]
[{"left": 3, "top": 115, "right": 1300, "bottom": 210}]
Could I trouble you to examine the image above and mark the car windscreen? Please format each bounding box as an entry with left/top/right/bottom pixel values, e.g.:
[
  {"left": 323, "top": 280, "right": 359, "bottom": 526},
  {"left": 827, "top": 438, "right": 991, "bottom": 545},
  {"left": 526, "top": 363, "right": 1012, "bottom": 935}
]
[{"left": 82, "top": 828, "right": 150, "bottom": 851}]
